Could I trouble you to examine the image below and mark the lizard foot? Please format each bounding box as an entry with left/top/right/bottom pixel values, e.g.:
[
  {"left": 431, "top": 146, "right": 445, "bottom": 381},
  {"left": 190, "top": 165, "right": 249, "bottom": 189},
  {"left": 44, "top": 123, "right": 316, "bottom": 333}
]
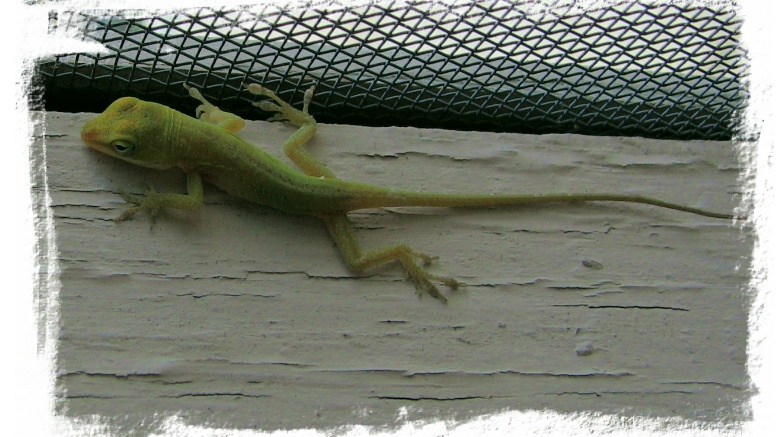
[
  {"left": 244, "top": 83, "right": 315, "bottom": 127},
  {"left": 115, "top": 187, "right": 165, "bottom": 223},
  {"left": 401, "top": 256, "right": 462, "bottom": 304},
  {"left": 368, "top": 246, "right": 462, "bottom": 303},
  {"left": 183, "top": 84, "right": 245, "bottom": 132}
]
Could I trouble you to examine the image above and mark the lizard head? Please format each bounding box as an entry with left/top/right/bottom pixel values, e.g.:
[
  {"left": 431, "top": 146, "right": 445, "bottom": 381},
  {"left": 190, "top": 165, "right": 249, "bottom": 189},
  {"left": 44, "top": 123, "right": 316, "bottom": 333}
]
[{"left": 81, "top": 97, "right": 178, "bottom": 169}]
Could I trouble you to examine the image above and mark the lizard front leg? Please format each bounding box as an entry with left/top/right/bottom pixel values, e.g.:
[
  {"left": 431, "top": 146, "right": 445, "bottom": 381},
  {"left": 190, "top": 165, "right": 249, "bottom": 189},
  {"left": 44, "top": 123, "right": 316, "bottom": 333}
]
[
  {"left": 244, "top": 84, "right": 334, "bottom": 179},
  {"left": 183, "top": 84, "right": 246, "bottom": 132},
  {"left": 115, "top": 171, "right": 204, "bottom": 222}
]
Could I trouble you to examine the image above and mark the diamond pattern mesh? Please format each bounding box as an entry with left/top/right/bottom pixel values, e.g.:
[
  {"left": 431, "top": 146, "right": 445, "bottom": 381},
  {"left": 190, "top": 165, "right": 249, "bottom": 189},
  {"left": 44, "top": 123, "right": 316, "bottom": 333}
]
[{"left": 37, "top": 0, "right": 747, "bottom": 140}]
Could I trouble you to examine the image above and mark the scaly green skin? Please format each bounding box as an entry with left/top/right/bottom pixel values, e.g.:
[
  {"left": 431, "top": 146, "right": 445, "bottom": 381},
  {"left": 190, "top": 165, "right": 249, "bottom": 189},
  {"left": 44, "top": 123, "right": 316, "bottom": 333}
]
[{"left": 81, "top": 84, "right": 740, "bottom": 303}]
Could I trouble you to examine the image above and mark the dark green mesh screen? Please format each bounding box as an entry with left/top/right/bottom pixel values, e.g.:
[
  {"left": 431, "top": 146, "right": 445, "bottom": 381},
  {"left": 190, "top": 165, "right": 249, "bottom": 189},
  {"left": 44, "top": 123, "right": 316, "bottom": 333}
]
[{"left": 37, "top": 0, "right": 747, "bottom": 140}]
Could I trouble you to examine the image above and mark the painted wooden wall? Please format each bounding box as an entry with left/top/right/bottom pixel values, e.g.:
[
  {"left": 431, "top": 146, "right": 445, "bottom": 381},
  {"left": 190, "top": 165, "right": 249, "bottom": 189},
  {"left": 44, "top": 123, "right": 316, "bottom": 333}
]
[{"left": 35, "top": 109, "right": 750, "bottom": 434}]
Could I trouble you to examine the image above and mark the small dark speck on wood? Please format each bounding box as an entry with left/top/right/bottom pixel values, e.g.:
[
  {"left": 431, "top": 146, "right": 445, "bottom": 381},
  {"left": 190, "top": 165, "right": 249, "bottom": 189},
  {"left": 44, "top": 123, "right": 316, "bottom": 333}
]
[{"left": 582, "top": 259, "right": 603, "bottom": 270}]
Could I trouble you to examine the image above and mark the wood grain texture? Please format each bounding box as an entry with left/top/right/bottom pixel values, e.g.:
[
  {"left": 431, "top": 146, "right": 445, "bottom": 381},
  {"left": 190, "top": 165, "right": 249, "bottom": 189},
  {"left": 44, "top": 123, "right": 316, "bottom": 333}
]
[{"left": 35, "top": 111, "right": 751, "bottom": 434}]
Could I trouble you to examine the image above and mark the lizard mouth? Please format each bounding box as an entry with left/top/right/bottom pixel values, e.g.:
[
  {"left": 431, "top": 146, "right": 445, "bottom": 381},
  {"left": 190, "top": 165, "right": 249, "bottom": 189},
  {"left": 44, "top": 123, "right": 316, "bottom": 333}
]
[
  {"left": 81, "top": 125, "right": 104, "bottom": 153},
  {"left": 80, "top": 125, "right": 116, "bottom": 159},
  {"left": 80, "top": 116, "right": 104, "bottom": 147}
]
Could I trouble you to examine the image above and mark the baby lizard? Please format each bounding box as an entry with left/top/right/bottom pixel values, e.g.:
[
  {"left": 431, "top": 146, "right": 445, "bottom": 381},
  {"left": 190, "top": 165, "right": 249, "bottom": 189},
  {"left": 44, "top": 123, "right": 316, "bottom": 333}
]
[{"left": 80, "top": 84, "right": 740, "bottom": 303}]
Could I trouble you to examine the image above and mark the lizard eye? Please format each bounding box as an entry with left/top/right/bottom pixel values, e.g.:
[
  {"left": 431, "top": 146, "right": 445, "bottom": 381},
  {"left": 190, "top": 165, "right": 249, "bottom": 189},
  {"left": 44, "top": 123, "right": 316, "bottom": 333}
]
[{"left": 111, "top": 140, "right": 136, "bottom": 156}]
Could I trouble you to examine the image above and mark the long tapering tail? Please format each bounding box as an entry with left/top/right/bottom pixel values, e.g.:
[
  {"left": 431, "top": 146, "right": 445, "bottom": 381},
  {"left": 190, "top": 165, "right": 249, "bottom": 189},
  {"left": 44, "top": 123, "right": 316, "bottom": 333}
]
[{"left": 349, "top": 190, "right": 740, "bottom": 220}]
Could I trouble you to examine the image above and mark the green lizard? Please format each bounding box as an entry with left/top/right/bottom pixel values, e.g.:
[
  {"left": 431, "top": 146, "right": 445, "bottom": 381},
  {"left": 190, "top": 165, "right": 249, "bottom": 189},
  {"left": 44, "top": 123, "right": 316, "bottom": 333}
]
[{"left": 81, "top": 83, "right": 739, "bottom": 303}]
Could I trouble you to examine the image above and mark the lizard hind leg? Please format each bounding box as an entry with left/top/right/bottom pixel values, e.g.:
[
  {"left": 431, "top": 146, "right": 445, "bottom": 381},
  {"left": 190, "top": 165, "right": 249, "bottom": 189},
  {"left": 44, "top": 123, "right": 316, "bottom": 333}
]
[{"left": 322, "top": 214, "right": 460, "bottom": 303}]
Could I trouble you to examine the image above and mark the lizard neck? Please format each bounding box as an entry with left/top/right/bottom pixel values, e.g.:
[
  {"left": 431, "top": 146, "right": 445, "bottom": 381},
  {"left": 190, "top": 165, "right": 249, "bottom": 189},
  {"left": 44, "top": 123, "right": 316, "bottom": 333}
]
[{"left": 165, "top": 108, "right": 195, "bottom": 168}]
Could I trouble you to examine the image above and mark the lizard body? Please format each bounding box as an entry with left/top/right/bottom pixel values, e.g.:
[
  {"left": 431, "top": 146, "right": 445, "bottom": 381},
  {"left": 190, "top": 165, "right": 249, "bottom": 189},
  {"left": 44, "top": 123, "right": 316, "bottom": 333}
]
[{"left": 81, "top": 84, "right": 739, "bottom": 302}]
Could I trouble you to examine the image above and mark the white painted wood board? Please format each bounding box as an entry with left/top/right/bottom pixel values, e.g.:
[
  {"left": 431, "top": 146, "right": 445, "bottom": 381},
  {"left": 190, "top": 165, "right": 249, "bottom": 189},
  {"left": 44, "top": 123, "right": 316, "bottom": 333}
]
[{"left": 34, "top": 109, "right": 751, "bottom": 434}]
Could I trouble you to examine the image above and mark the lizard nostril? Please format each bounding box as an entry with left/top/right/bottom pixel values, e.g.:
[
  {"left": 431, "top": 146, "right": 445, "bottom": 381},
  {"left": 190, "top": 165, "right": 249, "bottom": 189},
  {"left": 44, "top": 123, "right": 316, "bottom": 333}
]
[{"left": 81, "top": 125, "right": 98, "bottom": 143}]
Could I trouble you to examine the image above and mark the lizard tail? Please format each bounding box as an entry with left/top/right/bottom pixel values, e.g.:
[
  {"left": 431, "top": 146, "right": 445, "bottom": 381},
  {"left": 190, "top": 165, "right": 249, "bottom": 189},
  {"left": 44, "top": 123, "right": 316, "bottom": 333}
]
[{"left": 349, "top": 190, "right": 740, "bottom": 220}]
